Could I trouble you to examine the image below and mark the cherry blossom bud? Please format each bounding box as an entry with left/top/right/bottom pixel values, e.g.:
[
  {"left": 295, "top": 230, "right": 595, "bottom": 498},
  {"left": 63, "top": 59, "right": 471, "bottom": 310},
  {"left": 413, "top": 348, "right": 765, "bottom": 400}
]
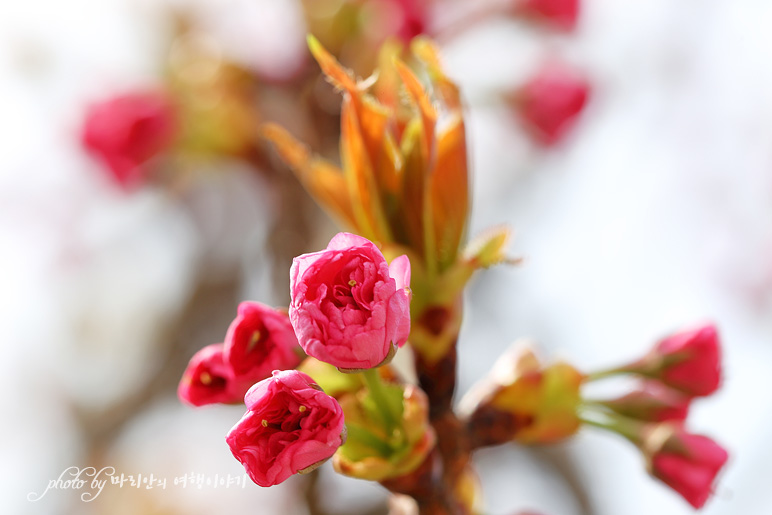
[
  {"left": 511, "top": 64, "right": 589, "bottom": 146},
  {"left": 223, "top": 301, "right": 303, "bottom": 388},
  {"left": 226, "top": 370, "right": 346, "bottom": 487},
  {"left": 647, "top": 324, "right": 721, "bottom": 397},
  {"left": 178, "top": 344, "right": 235, "bottom": 407},
  {"left": 82, "top": 90, "right": 177, "bottom": 188},
  {"left": 643, "top": 424, "right": 728, "bottom": 509},
  {"left": 290, "top": 232, "right": 411, "bottom": 371},
  {"left": 513, "top": 0, "right": 580, "bottom": 31}
]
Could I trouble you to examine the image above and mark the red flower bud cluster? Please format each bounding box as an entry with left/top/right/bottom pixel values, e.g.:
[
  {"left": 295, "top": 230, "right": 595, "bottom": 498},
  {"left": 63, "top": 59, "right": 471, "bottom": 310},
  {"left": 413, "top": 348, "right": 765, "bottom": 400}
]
[
  {"left": 178, "top": 302, "right": 303, "bottom": 407},
  {"left": 586, "top": 324, "right": 727, "bottom": 509},
  {"left": 180, "top": 233, "right": 413, "bottom": 486}
]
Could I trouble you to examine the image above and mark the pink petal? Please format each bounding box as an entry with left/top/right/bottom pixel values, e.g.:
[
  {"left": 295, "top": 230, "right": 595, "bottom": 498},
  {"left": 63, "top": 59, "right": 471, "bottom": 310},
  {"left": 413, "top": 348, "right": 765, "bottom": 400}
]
[
  {"left": 327, "top": 232, "right": 377, "bottom": 251},
  {"left": 388, "top": 254, "right": 411, "bottom": 291}
]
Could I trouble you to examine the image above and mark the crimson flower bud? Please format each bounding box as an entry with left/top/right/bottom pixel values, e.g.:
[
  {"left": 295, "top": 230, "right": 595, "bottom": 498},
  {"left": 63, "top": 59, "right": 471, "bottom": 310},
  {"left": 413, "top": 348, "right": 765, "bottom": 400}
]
[
  {"left": 178, "top": 344, "right": 235, "bottom": 407},
  {"left": 647, "top": 324, "right": 721, "bottom": 397},
  {"left": 290, "top": 232, "right": 411, "bottom": 372},
  {"left": 82, "top": 90, "right": 177, "bottom": 188},
  {"left": 179, "top": 303, "right": 305, "bottom": 407},
  {"left": 513, "top": 0, "right": 580, "bottom": 30},
  {"left": 226, "top": 370, "right": 346, "bottom": 487},
  {"left": 511, "top": 64, "right": 589, "bottom": 146},
  {"left": 381, "top": 0, "right": 431, "bottom": 41},
  {"left": 643, "top": 424, "right": 728, "bottom": 509},
  {"left": 223, "top": 301, "right": 303, "bottom": 387}
]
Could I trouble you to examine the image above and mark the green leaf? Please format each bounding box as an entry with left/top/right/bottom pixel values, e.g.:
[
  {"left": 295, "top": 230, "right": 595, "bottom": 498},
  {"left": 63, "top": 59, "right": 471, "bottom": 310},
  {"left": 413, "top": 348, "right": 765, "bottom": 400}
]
[{"left": 463, "top": 225, "right": 518, "bottom": 268}]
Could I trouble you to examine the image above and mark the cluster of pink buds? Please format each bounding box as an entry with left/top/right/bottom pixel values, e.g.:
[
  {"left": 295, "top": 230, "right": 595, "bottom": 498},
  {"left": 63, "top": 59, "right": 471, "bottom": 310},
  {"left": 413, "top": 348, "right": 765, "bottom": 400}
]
[
  {"left": 506, "top": 0, "right": 589, "bottom": 146},
  {"left": 179, "top": 233, "right": 430, "bottom": 487},
  {"left": 459, "top": 325, "right": 727, "bottom": 509},
  {"left": 581, "top": 324, "right": 728, "bottom": 508},
  {"left": 178, "top": 302, "right": 304, "bottom": 407}
]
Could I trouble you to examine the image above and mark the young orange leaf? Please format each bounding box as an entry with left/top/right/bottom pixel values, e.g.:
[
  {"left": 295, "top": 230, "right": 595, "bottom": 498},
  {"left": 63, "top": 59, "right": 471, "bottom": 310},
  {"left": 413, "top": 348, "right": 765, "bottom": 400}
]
[
  {"left": 307, "top": 34, "right": 358, "bottom": 94},
  {"left": 340, "top": 99, "right": 393, "bottom": 242},
  {"left": 431, "top": 115, "right": 469, "bottom": 269},
  {"left": 394, "top": 59, "right": 437, "bottom": 160},
  {"left": 411, "top": 38, "right": 461, "bottom": 110}
]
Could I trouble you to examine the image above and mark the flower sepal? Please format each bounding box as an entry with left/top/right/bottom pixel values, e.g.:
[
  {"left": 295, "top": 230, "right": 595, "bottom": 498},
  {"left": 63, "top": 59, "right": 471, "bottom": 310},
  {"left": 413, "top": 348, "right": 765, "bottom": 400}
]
[
  {"left": 333, "top": 380, "right": 435, "bottom": 482},
  {"left": 462, "top": 341, "right": 585, "bottom": 446}
]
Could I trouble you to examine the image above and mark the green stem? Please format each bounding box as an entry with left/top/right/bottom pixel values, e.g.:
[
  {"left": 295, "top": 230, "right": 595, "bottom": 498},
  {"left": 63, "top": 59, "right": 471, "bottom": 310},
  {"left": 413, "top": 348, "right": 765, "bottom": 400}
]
[
  {"left": 362, "top": 368, "right": 399, "bottom": 432},
  {"left": 580, "top": 409, "right": 644, "bottom": 444},
  {"left": 581, "top": 399, "right": 614, "bottom": 413},
  {"left": 585, "top": 364, "right": 637, "bottom": 382}
]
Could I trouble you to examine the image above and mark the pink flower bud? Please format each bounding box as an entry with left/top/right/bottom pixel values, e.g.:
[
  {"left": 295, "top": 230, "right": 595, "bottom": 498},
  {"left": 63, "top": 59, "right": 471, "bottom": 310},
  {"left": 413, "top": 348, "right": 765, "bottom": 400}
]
[
  {"left": 648, "top": 324, "right": 721, "bottom": 397},
  {"left": 226, "top": 370, "right": 346, "bottom": 487},
  {"left": 388, "top": 0, "right": 431, "bottom": 41},
  {"left": 82, "top": 90, "right": 177, "bottom": 188},
  {"left": 645, "top": 426, "right": 728, "bottom": 509},
  {"left": 223, "top": 301, "right": 303, "bottom": 387},
  {"left": 600, "top": 381, "right": 691, "bottom": 423},
  {"left": 289, "top": 233, "right": 411, "bottom": 371},
  {"left": 178, "top": 344, "right": 236, "bottom": 407},
  {"left": 513, "top": 0, "right": 580, "bottom": 30},
  {"left": 512, "top": 64, "right": 589, "bottom": 146}
]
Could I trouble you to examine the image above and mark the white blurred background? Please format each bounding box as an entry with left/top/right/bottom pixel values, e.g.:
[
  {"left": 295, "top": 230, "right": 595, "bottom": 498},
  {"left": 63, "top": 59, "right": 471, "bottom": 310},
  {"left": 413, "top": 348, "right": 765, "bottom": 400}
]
[{"left": 2, "top": 0, "right": 771, "bottom": 514}]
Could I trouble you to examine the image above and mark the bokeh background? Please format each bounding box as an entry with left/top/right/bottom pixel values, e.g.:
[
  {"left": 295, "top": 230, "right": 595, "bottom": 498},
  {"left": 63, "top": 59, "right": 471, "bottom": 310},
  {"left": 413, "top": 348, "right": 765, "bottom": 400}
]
[{"left": 2, "top": 0, "right": 771, "bottom": 514}]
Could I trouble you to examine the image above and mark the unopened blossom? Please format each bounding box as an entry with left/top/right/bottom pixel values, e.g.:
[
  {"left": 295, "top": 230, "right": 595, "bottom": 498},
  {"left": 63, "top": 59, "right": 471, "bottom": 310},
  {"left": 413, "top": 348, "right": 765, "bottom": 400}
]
[
  {"left": 82, "top": 90, "right": 177, "bottom": 188},
  {"left": 227, "top": 370, "right": 346, "bottom": 487},
  {"left": 512, "top": 63, "right": 589, "bottom": 145},
  {"left": 178, "top": 344, "right": 236, "bottom": 407},
  {"left": 289, "top": 232, "right": 411, "bottom": 371},
  {"left": 223, "top": 301, "right": 303, "bottom": 387},
  {"left": 513, "top": 0, "right": 580, "bottom": 30},
  {"left": 386, "top": 0, "right": 431, "bottom": 41},
  {"left": 645, "top": 425, "right": 728, "bottom": 509},
  {"left": 649, "top": 324, "right": 721, "bottom": 397}
]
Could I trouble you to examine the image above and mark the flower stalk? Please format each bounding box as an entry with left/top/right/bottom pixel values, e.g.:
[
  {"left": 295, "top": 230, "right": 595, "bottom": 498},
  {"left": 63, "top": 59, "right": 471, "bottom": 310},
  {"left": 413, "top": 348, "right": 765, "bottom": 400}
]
[{"left": 362, "top": 368, "right": 400, "bottom": 433}]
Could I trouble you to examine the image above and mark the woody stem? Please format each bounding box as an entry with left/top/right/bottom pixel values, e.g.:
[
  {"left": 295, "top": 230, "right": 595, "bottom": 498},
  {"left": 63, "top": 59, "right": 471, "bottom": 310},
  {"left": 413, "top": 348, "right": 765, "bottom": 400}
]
[{"left": 412, "top": 307, "right": 474, "bottom": 513}]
